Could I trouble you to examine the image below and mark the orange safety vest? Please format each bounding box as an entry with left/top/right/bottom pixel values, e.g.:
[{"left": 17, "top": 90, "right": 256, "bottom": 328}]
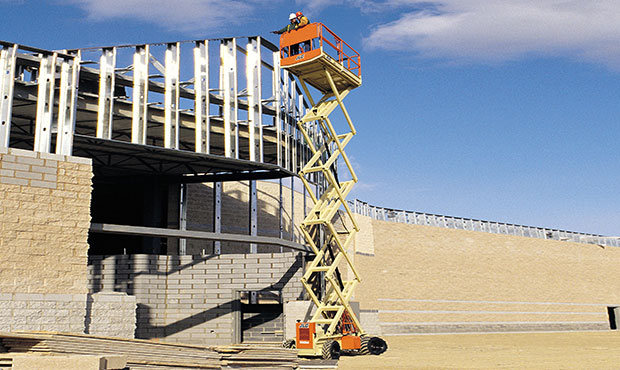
[{"left": 296, "top": 16, "right": 310, "bottom": 28}]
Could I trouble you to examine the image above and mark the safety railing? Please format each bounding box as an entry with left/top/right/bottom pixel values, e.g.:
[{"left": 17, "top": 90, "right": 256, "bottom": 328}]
[
  {"left": 279, "top": 23, "right": 361, "bottom": 77},
  {"left": 349, "top": 199, "right": 620, "bottom": 248}
]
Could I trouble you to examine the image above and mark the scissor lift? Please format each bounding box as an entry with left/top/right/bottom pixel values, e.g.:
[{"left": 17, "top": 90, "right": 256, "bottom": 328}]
[{"left": 279, "top": 23, "right": 387, "bottom": 359}]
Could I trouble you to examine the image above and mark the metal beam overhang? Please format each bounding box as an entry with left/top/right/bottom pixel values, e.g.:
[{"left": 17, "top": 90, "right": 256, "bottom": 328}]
[
  {"left": 69, "top": 134, "right": 296, "bottom": 180},
  {"left": 90, "top": 223, "right": 312, "bottom": 253}
]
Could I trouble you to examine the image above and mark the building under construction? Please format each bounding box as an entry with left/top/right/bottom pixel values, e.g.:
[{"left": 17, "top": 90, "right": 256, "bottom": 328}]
[{"left": 1, "top": 21, "right": 620, "bottom": 369}]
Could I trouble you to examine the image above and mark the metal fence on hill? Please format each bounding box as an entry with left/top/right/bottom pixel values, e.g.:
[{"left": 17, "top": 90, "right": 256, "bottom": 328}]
[{"left": 349, "top": 199, "right": 620, "bottom": 248}]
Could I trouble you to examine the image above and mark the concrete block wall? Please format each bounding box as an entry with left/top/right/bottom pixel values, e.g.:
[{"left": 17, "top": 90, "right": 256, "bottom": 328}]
[
  {"left": 0, "top": 293, "right": 86, "bottom": 333},
  {"left": 241, "top": 308, "right": 283, "bottom": 343},
  {"left": 88, "top": 252, "right": 305, "bottom": 345},
  {"left": 354, "top": 215, "right": 620, "bottom": 334},
  {"left": 182, "top": 180, "right": 308, "bottom": 255},
  {"left": 85, "top": 292, "right": 137, "bottom": 338},
  {"left": 0, "top": 148, "right": 93, "bottom": 333}
]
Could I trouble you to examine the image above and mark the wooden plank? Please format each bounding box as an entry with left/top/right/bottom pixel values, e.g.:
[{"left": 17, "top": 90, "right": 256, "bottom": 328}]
[{"left": 0, "top": 332, "right": 300, "bottom": 369}]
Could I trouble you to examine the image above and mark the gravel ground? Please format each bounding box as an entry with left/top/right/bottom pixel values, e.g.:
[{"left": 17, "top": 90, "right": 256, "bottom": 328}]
[{"left": 336, "top": 331, "right": 620, "bottom": 369}]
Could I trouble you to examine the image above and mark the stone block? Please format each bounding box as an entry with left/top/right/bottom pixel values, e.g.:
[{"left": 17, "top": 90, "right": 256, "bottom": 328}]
[
  {"left": 0, "top": 176, "right": 27, "bottom": 186},
  {"left": 29, "top": 180, "right": 56, "bottom": 189},
  {"left": 8, "top": 148, "right": 37, "bottom": 158},
  {"left": 65, "top": 155, "right": 92, "bottom": 165},
  {"left": 0, "top": 169, "right": 14, "bottom": 177},
  {"left": 38, "top": 151, "right": 63, "bottom": 161},
  {"left": 12, "top": 354, "right": 126, "bottom": 370},
  {"left": 16, "top": 156, "right": 44, "bottom": 166}
]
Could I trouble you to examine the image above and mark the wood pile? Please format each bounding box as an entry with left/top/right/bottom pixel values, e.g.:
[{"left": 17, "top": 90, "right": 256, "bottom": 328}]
[
  {"left": 0, "top": 355, "right": 11, "bottom": 370},
  {"left": 0, "top": 332, "right": 300, "bottom": 369},
  {"left": 216, "top": 345, "right": 298, "bottom": 369}
]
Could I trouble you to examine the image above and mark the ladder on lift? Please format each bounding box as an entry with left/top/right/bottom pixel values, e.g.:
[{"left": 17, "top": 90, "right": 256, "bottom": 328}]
[{"left": 278, "top": 22, "right": 387, "bottom": 359}]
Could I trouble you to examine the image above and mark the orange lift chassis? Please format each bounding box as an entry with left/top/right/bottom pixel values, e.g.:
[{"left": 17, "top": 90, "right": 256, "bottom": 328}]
[{"left": 279, "top": 23, "right": 387, "bottom": 359}]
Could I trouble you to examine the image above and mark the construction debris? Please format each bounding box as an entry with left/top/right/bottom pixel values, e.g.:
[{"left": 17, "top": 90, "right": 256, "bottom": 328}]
[{"left": 0, "top": 332, "right": 299, "bottom": 369}]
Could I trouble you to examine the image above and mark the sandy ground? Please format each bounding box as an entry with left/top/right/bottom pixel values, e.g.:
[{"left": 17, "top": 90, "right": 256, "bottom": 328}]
[{"left": 336, "top": 331, "right": 620, "bottom": 369}]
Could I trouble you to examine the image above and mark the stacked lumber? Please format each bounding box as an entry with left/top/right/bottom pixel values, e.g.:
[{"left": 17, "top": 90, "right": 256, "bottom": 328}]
[
  {"left": 217, "top": 344, "right": 298, "bottom": 369},
  {"left": 0, "top": 332, "right": 220, "bottom": 369},
  {"left": 0, "top": 355, "right": 11, "bottom": 370},
  {"left": 0, "top": 332, "right": 300, "bottom": 369}
]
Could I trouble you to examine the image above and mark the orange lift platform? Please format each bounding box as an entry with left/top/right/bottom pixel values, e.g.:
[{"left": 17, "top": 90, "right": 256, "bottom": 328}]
[
  {"left": 279, "top": 22, "right": 361, "bottom": 94},
  {"left": 278, "top": 23, "right": 387, "bottom": 360}
]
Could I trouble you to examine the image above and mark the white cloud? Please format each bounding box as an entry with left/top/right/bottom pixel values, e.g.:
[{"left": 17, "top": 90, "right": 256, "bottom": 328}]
[
  {"left": 364, "top": 1, "right": 620, "bottom": 68},
  {"left": 294, "top": 0, "right": 384, "bottom": 17},
  {"left": 295, "top": 0, "right": 336, "bottom": 15},
  {"left": 64, "top": 0, "right": 262, "bottom": 33},
  {"left": 295, "top": 0, "right": 419, "bottom": 16}
]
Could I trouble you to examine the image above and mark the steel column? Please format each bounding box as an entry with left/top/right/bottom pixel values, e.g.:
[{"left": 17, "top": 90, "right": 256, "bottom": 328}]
[
  {"left": 214, "top": 182, "right": 222, "bottom": 254},
  {"left": 194, "top": 40, "right": 210, "bottom": 154},
  {"left": 55, "top": 53, "right": 81, "bottom": 156},
  {"left": 34, "top": 53, "right": 57, "bottom": 153},
  {"left": 246, "top": 37, "right": 262, "bottom": 162},
  {"left": 164, "top": 42, "right": 180, "bottom": 149},
  {"left": 273, "top": 51, "right": 281, "bottom": 167},
  {"left": 0, "top": 44, "right": 17, "bottom": 148},
  {"left": 291, "top": 177, "right": 295, "bottom": 241},
  {"left": 96, "top": 48, "right": 116, "bottom": 139},
  {"left": 179, "top": 183, "right": 188, "bottom": 255},
  {"left": 249, "top": 180, "right": 258, "bottom": 253},
  {"left": 283, "top": 70, "right": 290, "bottom": 171},
  {"left": 132, "top": 45, "right": 149, "bottom": 145},
  {"left": 220, "top": 39, "right": 237, "bottom": 158},
  {"left": 279, "top": 178, "right": 284, "bottom": 253}
]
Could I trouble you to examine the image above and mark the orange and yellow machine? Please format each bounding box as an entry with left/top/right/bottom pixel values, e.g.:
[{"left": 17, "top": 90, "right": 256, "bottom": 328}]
[{"left": 279, "top": 23, "right": 387, "bottom": 359}]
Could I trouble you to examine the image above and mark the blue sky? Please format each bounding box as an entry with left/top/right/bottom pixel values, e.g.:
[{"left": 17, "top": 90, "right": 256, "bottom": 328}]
[{"left": 2, "top": 0, "right": 619, "bottom": 236}]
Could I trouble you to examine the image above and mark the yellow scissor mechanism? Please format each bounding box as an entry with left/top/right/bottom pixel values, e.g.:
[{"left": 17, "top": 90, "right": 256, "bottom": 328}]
[{"left": 279, "top": 23, "right": 387, "bottom": 359}]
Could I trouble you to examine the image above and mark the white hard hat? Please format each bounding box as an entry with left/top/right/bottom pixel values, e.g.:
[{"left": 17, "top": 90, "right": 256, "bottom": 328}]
[{"left": 289, "top": 13, "right": 297, "bottom": 20}]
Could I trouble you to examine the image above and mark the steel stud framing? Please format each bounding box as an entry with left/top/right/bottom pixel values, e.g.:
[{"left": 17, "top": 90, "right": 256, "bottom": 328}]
[{"left": 0, "top": 44, "right": 17, "bottom": 148}]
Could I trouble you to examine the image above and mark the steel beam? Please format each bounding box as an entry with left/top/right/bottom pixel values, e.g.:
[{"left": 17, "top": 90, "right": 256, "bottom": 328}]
[
  {"left": 96, "top": 48, "right": 116, "bottom": 139},
  {"left": 55, "top": 53, "right": 81, "bottom": 156},
  {"left": 164, "top": 42, "right": 180, "bottom": 149},
  {"left": 0, "top": 44, "right": 17, "bottom": 148},
  {"left": 193, "top": 40, "right": 210, "bottom": 154},
  {"left": 89, "top": 223, "right": 311, "bottom": 253},
  {"left": 34, "top": 53, "right": 57, "bottom": 153},
  {"left": 132, "top": 45, "right": 149, "bottom": 145}
]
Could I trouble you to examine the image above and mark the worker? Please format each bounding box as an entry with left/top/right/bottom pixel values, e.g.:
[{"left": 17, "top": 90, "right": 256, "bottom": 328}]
[
  {"left": 294, "top": 11, "right": 312, "bottom": 52},
  {"left": 295, "top": 11, "right": 309, "bottom": 28},
  {"left": 271, "top": 13, "right": 299, "bottom": 35}
]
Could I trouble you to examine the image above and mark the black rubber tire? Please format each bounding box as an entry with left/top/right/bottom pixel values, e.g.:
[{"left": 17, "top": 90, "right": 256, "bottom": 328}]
[
  {"left": 321, "top": 340, "right": 341, "bottom": 360},
  {"left": 362, "top": 336, "right": 387, "bottom": 355}
]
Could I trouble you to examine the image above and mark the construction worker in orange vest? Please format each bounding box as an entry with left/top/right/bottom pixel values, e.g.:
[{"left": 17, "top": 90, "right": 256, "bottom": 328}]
[
  {"left": 295, "top": 11, "right": 310, "bottom": 29},
  {"left": 294, "top": 11, "right": 312, "bottom": 52}
]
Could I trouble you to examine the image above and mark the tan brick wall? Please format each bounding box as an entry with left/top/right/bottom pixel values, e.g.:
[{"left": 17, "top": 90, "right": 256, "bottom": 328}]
[
  {"left": 353, "top": 217, "right": 620, "bottom": 332},
  {"left": 0, "top": 148, "right": 92, "bottom": 295}
]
